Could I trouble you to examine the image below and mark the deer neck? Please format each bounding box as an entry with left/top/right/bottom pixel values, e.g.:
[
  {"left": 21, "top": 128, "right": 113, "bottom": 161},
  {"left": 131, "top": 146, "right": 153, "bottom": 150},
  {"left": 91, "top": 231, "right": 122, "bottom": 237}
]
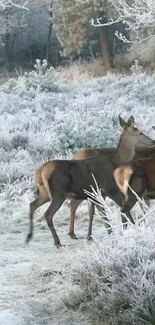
[{"left": 114, "top": 136, "right": 136, "bottom": 165}]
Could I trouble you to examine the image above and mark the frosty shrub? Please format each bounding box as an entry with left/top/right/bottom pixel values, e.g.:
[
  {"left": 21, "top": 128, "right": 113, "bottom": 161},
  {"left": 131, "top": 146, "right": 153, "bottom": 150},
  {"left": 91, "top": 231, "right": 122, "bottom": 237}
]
[
  {"left": 23, "top": 62, "right": 57, "bottom": 93},
  {"left": 62, "top": 198, "right": 155, "bottom": 325},
  {"left": 1, "top": 59, "right": 58, "bottom": 95},
  {"left": 55, "top": 184, "right": 155, "bottom": 325},
  {"left": 11, "top": 133, "right": 29, "bottom": 149},
  {"left": 130, "top": 60, "right": 143, "bottom": 74}
]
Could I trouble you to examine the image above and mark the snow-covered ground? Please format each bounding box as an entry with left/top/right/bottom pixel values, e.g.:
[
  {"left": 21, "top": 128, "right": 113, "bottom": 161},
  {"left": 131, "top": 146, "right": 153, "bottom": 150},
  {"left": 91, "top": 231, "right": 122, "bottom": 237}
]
[
  {"left": 1, "top": 67, "right": 155, "bottom": 324},
  {"left": 0, "top": 197, "right": 96, "bottom": 325}
]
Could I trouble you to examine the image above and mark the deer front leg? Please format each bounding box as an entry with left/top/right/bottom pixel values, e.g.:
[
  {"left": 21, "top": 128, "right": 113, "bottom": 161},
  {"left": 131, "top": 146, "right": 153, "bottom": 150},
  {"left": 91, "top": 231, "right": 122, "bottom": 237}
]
[{"left": 86, "top": 201, "right": 95, "bottom": 240}]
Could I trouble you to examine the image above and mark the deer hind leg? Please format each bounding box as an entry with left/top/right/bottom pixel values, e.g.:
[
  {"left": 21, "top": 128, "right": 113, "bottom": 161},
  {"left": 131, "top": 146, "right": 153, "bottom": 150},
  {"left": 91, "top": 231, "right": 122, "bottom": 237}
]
[
  {"left": 115, "top": 191, "right": 135, "bottom": 228},
  {"left": 86, "top": 202, "right": 95, "bottom": 240},
  {"left": 121, "top": 175, "right": 147, "bottom": 227},
  {"left": 120, "top": 189, "right": 137, "bottom": 227},
  {"left": 44, "top": 194, "right": 66, "bottom": 248},
  {"left": 26, "top": 196, "right": 49, "bottom": 243},
  {"left": 139, "top": 195, "right": 150, "bottom": 212},
  {"left": 68, "top": 199, "right": 83, "bottom": 239}
]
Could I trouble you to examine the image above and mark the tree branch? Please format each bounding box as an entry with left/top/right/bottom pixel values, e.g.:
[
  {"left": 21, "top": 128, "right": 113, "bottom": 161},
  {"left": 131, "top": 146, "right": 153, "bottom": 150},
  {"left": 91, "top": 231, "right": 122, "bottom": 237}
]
[
  {"left": 79, "top": 0, "right": 155, "bottom": 43},
  {"left": 0, "top": 0, "right": 29, "bottom": 10}
]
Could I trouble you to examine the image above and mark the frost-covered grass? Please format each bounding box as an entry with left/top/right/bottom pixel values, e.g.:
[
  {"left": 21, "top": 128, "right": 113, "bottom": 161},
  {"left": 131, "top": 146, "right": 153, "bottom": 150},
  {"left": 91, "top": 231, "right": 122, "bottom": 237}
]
[
  {"left": 1, "top": 64, "right": 155, "bottom": 324},
  {"left": 1, "top": 66, "right": 155, "bottom": 186},
  {"left": 62, "top": 216, "right": 155, "bottom": 325}
]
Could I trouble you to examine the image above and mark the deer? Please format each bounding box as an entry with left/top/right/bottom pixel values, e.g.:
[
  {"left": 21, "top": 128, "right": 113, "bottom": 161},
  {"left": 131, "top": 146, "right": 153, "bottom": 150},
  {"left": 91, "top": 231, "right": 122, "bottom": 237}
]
[
  {"left": 69, "top": 148, "right": 115, "bottom": 239},
  {"left": 113, "top": 144, "right": 155, "bottom": 216},
  {"left": 68, "top": 118, "right": 153, "bottom": 239},
  {"left": 26, "top": 116, "right": 155, "bottom": 248}
]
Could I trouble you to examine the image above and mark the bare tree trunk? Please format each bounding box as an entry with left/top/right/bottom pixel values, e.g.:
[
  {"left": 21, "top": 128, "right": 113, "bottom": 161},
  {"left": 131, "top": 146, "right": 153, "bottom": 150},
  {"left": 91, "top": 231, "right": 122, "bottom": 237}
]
[
  {"left": 46, "top": 22, "right": 52, "bottom": 63},
  {"left": 4, "top": 33, "right": 12, "bottom": 64},
  {"left": 45, "top": 2, "right": 53, "bottom": 64},
  {"left": 3, "top": 11, "right": 14, "bottom": 66},
  {"left": 99, "top": 26, "right": 113, "bottom": 70}
]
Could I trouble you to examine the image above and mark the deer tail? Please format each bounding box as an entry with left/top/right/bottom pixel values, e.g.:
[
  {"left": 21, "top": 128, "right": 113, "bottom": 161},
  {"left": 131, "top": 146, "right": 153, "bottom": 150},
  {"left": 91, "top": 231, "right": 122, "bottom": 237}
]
[
  {"left": 41, "top": 172, "right": 52, "bottom": 201},
  {"left": 35, "top": 164, "right": 52, "bottom": 200}
]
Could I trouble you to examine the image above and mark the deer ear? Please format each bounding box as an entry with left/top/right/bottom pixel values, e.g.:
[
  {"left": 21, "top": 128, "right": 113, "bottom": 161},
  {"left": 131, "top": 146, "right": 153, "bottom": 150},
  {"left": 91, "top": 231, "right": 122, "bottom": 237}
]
[
  {"left": 118, "top": 115, "right": 127, "bottom": 129},
  {"left": 152, "top": 126, "right": 155, "bottom": 130},
  {"left": 127, "top": 115, "right": 134, "bottom": 127}
]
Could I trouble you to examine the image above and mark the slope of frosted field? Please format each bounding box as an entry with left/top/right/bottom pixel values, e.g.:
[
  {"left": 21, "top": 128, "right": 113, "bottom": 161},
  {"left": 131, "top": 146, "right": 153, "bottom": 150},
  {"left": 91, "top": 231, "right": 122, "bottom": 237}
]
[{"left": 1, "top": 69, "right": 155, "bottom": 324}]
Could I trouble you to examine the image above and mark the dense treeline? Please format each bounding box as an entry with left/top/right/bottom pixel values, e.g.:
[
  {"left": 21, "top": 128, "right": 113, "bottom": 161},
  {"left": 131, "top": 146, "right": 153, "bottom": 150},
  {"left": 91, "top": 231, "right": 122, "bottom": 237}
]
[{"left": 0, "top": 0, "right": 154, "bottom": 70}]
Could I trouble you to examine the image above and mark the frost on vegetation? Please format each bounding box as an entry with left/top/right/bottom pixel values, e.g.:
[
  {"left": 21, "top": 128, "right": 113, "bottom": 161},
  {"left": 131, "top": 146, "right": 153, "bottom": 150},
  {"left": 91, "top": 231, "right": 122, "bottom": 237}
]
[
  {"left": 20, "top": 192, "right": 155, "bottom": 325},
  {"left": 11, "top": 132, "right": 29, "bottom": 149},
  {"left": 61, "top": 218, "right": 155, "bottom": 325},
  {"left": 130, "top": 60, "right": 143, "bottom": 74},
  {"left": 0, "top": 175, "right": 33, "bottom": 202},
  {"left": 1, "top": 59, "right": 58, "bottom": 95},
  {"left": 56, "top": 186, "right": 155, "bottom": 325},
  {"left": 0, "top": 69, "right": 155, "bottom": 194}
]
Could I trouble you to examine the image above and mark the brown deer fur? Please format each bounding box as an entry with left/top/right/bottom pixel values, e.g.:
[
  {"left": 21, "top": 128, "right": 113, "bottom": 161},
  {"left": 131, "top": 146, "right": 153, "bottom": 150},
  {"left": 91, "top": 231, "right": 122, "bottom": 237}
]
[
  {"left": 69, "top": 148, "right": 116, "bottom": 238},
  {"left": 73, "top": 148, "right": 116, "bottom": 160}
]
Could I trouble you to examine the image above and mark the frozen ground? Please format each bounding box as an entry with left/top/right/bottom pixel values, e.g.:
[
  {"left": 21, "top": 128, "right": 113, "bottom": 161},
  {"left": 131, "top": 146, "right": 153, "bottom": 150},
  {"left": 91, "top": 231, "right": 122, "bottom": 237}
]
[{"left": 0, "top": 194, "right": 116, "bottom": 325}]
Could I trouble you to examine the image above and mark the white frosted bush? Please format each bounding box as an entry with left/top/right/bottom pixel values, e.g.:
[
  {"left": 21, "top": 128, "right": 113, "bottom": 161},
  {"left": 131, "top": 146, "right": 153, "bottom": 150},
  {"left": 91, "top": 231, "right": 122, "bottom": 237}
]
[
  {"left": 57, "top": 185, "right": 155, "bottom": 324},
  {"left": 62, "top": 219, "right": 155, "bottom": 325},
  {"left": 1, "top": 59, "right": 57, "bottom": 95}
]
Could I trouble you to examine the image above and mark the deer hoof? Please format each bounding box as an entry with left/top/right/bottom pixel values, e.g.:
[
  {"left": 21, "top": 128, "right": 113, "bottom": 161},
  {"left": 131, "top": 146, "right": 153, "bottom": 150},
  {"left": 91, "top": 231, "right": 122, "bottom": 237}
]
[
  {"left": 54, "top": 240, "right": 62, "bottom": 248},
  {"left": 55, "top": 243, "right": 62, "bottom": 249},
  {"left": 68, "top": 232, "right": 78, "bottom": 239},
  {"left": 87, "top": 235, "right": 93, "bottom": 241},
  {"left": 107, "top": 228, "right": 113, "bottom": 235}
]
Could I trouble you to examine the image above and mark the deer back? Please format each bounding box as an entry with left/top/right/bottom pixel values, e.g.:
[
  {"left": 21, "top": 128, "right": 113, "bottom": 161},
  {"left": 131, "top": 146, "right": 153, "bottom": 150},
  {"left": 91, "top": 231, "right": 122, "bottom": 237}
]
[{"left": 72, "top": 148, "right": 116, "bottom": 160}]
